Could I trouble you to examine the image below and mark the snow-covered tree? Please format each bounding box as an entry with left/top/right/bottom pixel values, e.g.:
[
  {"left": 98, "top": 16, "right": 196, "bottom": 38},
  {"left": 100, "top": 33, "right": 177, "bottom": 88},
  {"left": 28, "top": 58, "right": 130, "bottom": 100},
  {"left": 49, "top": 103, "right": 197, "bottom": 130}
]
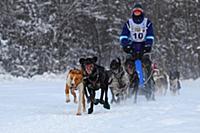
[{"left": 0, "top": 0, "right": 199, "bottom": 79}]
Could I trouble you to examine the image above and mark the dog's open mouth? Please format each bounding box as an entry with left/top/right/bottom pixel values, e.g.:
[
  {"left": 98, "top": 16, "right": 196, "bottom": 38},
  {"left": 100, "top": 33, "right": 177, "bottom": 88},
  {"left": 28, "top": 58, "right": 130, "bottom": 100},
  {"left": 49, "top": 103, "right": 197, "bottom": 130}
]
[
  {"left": 85, "top": 64, "right": 94, "bottom": 75},
  {"left": 70, "top": 84, "right": 76, "bottom": 88}
]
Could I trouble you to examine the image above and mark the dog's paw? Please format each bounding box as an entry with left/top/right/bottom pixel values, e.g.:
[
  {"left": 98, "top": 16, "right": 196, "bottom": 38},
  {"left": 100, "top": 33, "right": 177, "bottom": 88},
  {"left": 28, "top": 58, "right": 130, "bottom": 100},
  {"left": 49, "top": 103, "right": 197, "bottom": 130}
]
[
  {"left": 94, "top": 99, "right": 100, "bottom": 105},
  {"left": 66, "top": 99, "right": 70, "bottom": 103},
  {"left": 103, "top": 102, "right": 110, "bottom": 110},
  {"left": 76, "top": 112, "right": 82, "bottom": 116},
  {"left": 88, "top": 108, "right": 93, "bottom": 114}
]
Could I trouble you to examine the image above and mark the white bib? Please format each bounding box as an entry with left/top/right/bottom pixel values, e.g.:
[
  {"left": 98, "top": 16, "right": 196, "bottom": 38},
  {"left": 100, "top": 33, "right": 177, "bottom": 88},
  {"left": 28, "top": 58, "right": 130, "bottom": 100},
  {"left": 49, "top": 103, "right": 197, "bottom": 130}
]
[{"left": 127, "top": 18, "right": 148, "bottom": 42}]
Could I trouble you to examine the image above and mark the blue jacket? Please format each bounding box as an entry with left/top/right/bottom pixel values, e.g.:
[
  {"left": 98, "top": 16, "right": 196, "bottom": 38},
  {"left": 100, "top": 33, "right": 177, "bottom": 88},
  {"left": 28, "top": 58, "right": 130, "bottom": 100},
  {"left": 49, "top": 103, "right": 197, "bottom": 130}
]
[{"left": 120, "top": 18, "right": 154, "bottom": 47}]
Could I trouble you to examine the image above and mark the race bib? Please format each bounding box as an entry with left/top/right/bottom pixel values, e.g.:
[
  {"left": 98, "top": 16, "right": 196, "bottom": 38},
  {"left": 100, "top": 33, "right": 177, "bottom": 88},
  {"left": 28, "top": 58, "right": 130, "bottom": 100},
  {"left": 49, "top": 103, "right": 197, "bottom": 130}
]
[{"left": 127, "top": 18, "right": 147, "bottom": 42}]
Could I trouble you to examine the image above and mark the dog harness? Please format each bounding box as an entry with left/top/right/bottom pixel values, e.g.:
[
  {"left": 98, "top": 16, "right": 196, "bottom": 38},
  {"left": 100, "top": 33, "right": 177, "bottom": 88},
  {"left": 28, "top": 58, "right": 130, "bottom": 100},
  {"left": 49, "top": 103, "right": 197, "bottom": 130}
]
[
  {"left": 112, "top": 67, "right": 124, "bottom": 79},
  {"left": 112, "top": 67, "right": 126, "bottom": 88},
  {"left": 127, "top": 18, "right": 148, "bottom": 42},
  {"left": 86, "top": 67, "right": 101, "bottom": 90}
]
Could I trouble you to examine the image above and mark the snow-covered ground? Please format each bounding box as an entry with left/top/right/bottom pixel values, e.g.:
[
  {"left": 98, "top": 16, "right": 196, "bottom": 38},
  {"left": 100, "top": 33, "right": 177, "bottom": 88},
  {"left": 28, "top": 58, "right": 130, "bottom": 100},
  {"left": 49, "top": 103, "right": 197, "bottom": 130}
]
[{"left": 0, "top": 74, "right": 200, "bottom": 133}]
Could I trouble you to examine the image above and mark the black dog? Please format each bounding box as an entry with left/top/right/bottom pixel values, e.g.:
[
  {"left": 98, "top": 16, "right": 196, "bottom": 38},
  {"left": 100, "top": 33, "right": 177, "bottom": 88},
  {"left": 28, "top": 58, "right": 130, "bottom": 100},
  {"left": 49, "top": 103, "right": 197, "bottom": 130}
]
[
  {"left": 79, "top": 56, "right": 110, "bottom": 114},
  {"left": 124, "top": 58, "right": 139, "bottom": 103}
]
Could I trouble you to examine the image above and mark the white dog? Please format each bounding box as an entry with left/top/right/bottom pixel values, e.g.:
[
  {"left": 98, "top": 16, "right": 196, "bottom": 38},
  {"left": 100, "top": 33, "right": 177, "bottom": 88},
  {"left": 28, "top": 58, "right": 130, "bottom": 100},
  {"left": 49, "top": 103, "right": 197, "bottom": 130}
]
[
  {"left": 109, "top": 58, "right": 129, "bottom": 103},
  {"left": 153, "top": 69, "right": 168, "bottom": 96}
]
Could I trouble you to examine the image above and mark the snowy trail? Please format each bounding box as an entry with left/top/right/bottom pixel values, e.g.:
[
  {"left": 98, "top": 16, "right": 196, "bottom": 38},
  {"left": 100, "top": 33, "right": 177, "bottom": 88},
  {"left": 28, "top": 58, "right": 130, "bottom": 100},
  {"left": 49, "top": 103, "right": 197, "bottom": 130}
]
[{"left": 0, "top": 76, "right": 200, "bottom": 133}]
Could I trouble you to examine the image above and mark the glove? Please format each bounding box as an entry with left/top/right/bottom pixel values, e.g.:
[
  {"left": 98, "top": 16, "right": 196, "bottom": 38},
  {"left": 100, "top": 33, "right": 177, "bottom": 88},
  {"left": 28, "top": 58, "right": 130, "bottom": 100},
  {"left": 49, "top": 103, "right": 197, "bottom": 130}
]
[{"left": 143, "top": 44, "right": 152, "bottom": 53}]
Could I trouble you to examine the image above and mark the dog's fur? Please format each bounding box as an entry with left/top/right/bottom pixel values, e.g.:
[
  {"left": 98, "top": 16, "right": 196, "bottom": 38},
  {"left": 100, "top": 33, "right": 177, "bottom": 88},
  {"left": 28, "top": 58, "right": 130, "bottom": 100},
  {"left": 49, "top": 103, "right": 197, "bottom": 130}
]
[
  {"left": 109, "top": 57, "right": 129, "bottom": 103},
  {"left": 79, "top": 57, "right": 110, "bottom": 114},
  {"left": 124, "top": 58, "right": 139, "bottom": 103},
  {"left": 65, "top": 68, "right": 86, "bottom": 115},
  {"left": 169, "top": 71, "right": 181, "bottom": 95},
  {"left": 153, "top": 69, "right": 168, "bottom": 96}
]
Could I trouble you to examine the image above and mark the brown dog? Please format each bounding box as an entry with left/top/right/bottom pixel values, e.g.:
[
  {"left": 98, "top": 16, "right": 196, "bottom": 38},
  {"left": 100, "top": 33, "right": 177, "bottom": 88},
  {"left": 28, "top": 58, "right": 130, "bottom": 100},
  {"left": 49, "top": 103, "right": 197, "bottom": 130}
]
[{"left": 65, "top": 68, "right": 86, "bottom": 115}]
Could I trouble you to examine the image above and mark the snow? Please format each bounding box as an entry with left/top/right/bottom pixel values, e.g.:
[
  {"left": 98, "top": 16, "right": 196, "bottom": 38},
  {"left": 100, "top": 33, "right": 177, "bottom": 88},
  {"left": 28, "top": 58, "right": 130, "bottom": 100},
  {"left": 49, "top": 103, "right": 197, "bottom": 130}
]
[{"left": 0, "top": 74, "right": 200, "bottom": 133}]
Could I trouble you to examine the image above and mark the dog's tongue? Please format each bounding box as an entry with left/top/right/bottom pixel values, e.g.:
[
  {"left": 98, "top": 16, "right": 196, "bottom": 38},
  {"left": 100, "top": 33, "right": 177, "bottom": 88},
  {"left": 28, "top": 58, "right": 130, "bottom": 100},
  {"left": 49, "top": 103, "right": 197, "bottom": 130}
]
[{"left": 86, "top": 64, "right": 92, "bottom": 74}]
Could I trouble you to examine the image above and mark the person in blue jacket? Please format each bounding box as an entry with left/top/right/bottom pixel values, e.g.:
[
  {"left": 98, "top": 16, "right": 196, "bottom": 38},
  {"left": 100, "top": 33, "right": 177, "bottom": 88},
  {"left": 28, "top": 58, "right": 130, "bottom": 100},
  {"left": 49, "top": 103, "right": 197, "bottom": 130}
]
[{"left": 120, "top": 3, "right": 155, "bottom": 85}]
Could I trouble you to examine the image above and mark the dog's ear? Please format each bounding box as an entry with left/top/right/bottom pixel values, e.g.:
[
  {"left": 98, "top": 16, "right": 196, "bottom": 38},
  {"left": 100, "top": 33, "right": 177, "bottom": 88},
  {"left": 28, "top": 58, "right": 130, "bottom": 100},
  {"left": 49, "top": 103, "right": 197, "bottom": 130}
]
[
  {"left": 117, "top": 57, "right": 121, "bottom": 65},
  {"left": 79, "top": 58, "right": 85, "bottom": 64},
  {"left": 92, "top": 56, "right": 98, "bottom": 63},
  {"left": 69, "top": 69, "right": 72, "bottom": 73}
]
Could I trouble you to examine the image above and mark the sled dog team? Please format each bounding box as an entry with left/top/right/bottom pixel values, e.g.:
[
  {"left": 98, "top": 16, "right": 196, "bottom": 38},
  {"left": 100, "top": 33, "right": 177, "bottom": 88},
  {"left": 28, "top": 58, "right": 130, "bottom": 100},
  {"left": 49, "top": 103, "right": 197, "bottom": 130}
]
[{"left": 65, "top": 57, "right": 181, "bottom": 115}]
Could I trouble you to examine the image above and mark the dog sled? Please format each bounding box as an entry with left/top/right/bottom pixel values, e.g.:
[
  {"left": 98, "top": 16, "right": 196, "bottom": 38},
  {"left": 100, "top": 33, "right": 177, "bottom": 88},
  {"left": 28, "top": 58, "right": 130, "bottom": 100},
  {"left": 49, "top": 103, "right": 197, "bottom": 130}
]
[{"left": 124, "top": 43, "right": 155, "bottom": 103}]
